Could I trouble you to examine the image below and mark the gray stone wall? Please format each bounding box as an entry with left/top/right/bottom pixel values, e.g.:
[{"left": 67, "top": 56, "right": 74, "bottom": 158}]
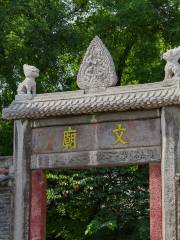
[
  {"left": 0, "top": 188, "right": 13, "bottom": 240},
  {"left": 0, "top": 156, "right": 14, "bottom": 240}
]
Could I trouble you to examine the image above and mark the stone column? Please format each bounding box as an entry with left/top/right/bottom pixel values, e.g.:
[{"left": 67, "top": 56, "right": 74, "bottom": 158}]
[
  {"left": 30, "top": 170, "right": 47, "bottom": 240},
  {"left": 175, "top": 174, "right": 180, "bottom": 240},
  {"left": 149, "top": 163, "right": 162, "bottom": 240},
  {"left": 13, "top": 120, "right": 31, "bottom": 240},
  {"left": 161, "top": 106, "right": 180, "bottom": 240}
]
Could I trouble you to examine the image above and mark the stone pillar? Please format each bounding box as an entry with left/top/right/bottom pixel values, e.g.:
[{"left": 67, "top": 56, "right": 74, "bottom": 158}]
[
  {"left": 175, "top": 175, "right": 180, "bottom": 240},
  {"left": 149, "top": 163, "right": 162, "bottom": 240},
  {"left": 30, "top": 170, "right": 47, "bottom": 240},
  {"left": 161, "top": 107, "right": 180, "bottom": 240},
  {"left": 13, "top": 120, "right": 31, "bottom": 240}
]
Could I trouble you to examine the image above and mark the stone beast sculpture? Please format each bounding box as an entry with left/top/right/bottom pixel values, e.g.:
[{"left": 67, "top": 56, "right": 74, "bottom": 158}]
[
  {"left": 163, "top": 46, "right": 180, "bottom": 81},
  {"left": 17, "top": 64, "right": 39, "bottom": 95}
]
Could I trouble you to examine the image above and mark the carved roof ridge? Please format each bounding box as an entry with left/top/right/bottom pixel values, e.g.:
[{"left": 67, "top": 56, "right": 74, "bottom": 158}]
[
  {"left": 2, "top": 78, "right": 180, "bottom": 120},
  {"left": 12, "top": 79, "right": 177, "bottom": 102}
]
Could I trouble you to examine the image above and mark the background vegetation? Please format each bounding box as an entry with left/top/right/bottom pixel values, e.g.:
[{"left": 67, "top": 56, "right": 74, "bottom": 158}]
[
  {"left": 0, "top": 0, "right": 179, "bottom": 239},
  {"left": 47, "top": 166, "right": 149, "bottom": 240}
]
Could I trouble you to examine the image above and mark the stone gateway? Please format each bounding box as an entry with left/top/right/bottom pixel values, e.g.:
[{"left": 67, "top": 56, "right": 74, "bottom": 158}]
[{"left": 1, "top": 36, "right": 180, "bottom": 240}]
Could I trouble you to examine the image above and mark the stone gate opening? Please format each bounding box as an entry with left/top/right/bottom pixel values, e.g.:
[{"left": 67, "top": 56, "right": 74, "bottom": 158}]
[{"left": 45, "top": 165, "right": 150, "bottom": 240}]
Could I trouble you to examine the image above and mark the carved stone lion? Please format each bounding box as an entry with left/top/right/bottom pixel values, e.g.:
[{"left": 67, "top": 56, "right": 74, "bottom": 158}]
[
  {"left": 163, "top": 46, "right": 180, "bottom": 81},
  {"left": 17, "top": 64, "right": 39, "bottom": 95}
]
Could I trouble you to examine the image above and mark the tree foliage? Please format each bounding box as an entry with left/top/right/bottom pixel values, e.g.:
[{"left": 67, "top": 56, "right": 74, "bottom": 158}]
[{"left": 47, "top": 166, "right": 149, "bottom": 240}]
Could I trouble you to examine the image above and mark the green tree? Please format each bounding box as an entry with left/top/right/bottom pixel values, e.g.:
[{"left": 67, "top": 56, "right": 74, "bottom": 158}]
[
  {"left": 0, "top": 0, "right": 81, "bottom": 154},
  {"left": 47, "top": 166, "right": 149, "bottom": 240}
]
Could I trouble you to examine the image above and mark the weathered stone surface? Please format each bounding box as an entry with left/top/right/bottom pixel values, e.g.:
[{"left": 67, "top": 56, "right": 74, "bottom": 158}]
[
  {"left": 31, "top": 146, "right": 161, "bottom": 169},
  {"left": 175, "top": 173, "right": 180, "bottom": 240},
  {"left": 13, "top": 120, "right": 31, "bottom": 240},
  {"left": 30, "top": 110, "right": 160, "bottom": 128},
  {"left": 163, "top": 46, "right": 180, "bottom": 81},
  {"left": 0, "top": 157, "right": 14, "bottom": 240},
  {"left": 32, "top": 118, "right": 160, "bottom": 154},
  {"left": 77, "top": 36, "right": 117, "bottom": 91},
  {"left": 17, "top": 64, "right": 39, "bottom": 95},
  {"left": 0, "top": 190, "right": 13, "bottom": 240},
  {"left": 161, "top": 106, "right": 180, "bottom": 240},
  {"left": 3, "top": 78, "right": 180, "bottom": 120}
]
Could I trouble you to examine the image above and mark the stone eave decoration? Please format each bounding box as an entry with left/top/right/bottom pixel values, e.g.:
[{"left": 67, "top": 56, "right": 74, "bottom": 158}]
[
  {"left": 2, "top": 40, "right": 180, "bottom": 120},
  {"left": 2, "top": 80, "right": 180, "bottom": 120},
  {"left": 77, "top": 36, "right": 118, "bottom": 91}
]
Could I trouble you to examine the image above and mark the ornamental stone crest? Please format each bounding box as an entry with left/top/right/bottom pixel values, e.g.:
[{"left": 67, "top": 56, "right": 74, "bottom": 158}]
[{"left": 77, "top": 36, "right": 118, "bottom": 91}]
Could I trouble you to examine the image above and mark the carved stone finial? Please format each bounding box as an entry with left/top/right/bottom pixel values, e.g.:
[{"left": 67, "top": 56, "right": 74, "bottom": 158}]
[
  {"left": 17, "top": 64, "right": 39, "bottom": 95},
  {"left": 163, "top": 46, "right": 180, "bottom": 81},
  {"left": 77, "top": 36, "right": 117, "bottom": 91}
]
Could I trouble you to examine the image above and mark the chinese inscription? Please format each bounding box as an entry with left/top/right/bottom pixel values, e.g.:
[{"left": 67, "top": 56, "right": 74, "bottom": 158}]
[
  {"left": 63, "top": 127, "right": 77, "bottom": 150},
  {"left": 112, "top": 124, "right": 128, "bottom": 145},
  {"left": 32, "top": 118, "right": 160, "bottom": 154}
]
